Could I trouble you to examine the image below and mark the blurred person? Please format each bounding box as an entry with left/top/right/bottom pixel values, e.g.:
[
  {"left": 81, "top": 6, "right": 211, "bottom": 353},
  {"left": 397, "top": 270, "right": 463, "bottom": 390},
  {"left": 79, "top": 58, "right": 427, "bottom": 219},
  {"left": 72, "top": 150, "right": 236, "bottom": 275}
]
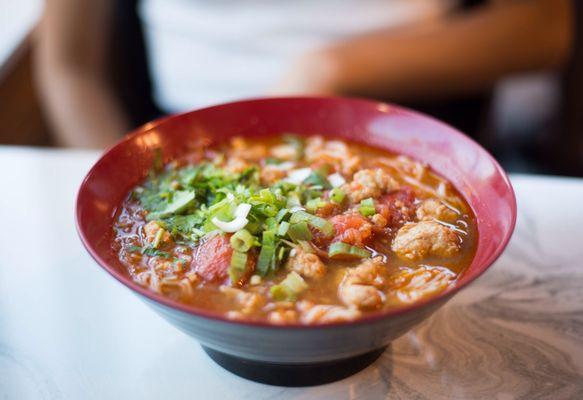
[{"left": 35, "top": 0, "right": 573, "bottom": 149}]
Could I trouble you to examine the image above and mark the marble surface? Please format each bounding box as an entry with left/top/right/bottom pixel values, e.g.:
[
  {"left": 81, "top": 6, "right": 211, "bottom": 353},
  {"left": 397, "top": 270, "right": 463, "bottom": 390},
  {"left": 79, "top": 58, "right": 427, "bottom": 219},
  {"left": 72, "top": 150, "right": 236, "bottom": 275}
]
[{"left": 0, "top": 146, "right": 582, "bottom": 399}]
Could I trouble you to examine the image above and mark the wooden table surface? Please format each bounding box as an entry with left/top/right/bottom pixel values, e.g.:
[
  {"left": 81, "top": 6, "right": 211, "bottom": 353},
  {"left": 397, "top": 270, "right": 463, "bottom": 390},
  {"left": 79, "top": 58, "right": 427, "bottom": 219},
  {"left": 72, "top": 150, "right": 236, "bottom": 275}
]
[{"left": 0, "top": 147, "right": 582, "bottom": 399}]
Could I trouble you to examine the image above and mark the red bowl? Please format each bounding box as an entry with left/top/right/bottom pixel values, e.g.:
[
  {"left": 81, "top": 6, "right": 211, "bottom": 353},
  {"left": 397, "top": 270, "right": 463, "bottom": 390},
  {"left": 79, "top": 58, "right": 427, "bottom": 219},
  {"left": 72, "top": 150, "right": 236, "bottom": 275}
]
[{"left": 76, "top": 97, "right": 516, "bottom": 372}]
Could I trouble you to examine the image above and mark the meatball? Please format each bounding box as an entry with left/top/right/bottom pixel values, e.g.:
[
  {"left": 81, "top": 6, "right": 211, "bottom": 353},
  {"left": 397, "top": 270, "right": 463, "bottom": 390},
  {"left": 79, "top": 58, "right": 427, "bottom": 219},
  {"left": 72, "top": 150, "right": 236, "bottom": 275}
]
[
  {"left": 220, "top": 286, "right": 265, "bottom": 315},
  {"left": 224, "top": 157, "right": 251, "bottom": 174},
  {"left": 286, "top": 248, "right": 326, "bottom": 279},
  {"left": 416, "top": 199, "right": 458, "bottom": 222},
  {"left": 297, "top": 301, "right": 362, "bottom": 324},
  {"left": 338, "top": 257, "right": 386, "bottom": 309},
  {"left": 391, "top": 221, "right": 460, "bottom": 260},
  {"left": 260, "top": 165, "right": 287, "bottom": 186},
  {"left": 270, "top": 144, "right": 298, "bottom": 161},
  {"left": 267, "top": 309, "right": 298, "bottom": 325},
  {"left": 376, "top": 188, "right": 417, "bottom": 229},
  {"left": 230, "top": 137, "right": 267, "bottom": 160},
  {"left": 342, "top": 169, "right": 400, "bottom": 203},
  {"left": 371, "top": 213, "right": 388, "bottom": 229},
  {"left": 388, "top": 266, "right": 456, "bottom": 303},
  {"left": 304, "top": 136, "right": 361, "bottom": 175}
]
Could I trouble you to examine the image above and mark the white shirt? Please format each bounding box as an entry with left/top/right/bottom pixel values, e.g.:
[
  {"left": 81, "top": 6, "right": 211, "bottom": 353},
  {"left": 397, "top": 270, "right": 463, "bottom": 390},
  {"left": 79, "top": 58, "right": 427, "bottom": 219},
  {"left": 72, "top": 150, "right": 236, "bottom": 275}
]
[{"left": 139, "top": 0, "right": 456, "bottom": 113}]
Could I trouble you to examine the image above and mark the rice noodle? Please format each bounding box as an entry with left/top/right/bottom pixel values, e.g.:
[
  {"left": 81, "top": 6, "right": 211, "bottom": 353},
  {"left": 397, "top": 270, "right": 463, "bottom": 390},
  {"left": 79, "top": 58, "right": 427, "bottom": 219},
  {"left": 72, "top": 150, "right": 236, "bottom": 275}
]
[{"left": 375, "top": 156, "right": 463, "bottom": 213}]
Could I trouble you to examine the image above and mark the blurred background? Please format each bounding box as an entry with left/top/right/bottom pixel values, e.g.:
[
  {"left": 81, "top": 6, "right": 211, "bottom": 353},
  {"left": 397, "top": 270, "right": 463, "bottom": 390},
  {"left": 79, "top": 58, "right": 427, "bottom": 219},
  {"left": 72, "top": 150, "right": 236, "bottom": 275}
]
[{"left": 1, "top": 0, "right": 580, "bottom": 176}]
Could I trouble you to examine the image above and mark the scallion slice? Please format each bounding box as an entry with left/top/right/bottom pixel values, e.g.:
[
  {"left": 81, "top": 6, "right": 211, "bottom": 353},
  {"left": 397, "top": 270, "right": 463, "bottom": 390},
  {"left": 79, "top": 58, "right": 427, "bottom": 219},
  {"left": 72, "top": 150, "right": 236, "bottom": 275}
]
[
  {"left": 305, "top": 197, "right": 325, "bottom": 213},
  {"left": 290, "top": 211, "right": 335, "bottom": 237},
  {"left": 257, "top": 230, "right": 277, "bottom": 275},
  {"left": 228, "top": 250, "right": 248, "bottom": 282},
  {"left": 270, "top": 271, "right": 308, "bottom": 301},
  {"left": 230, "top": 229, "right": 256, "bottom": 252},
  {"left": 330, "top": 188, "right": 346, "bottom": 204},
  {"left": 328, "top": 242, "right": 372, "bottom": 258},
  {"left": 277, "top": 221, "right": 290, "bottom": 237},
  {"left": 359, "top": 198, "right": 376, "bottom": 217},
  {"left": 288, "top": 222, "right": 312, "bottom": 241}
]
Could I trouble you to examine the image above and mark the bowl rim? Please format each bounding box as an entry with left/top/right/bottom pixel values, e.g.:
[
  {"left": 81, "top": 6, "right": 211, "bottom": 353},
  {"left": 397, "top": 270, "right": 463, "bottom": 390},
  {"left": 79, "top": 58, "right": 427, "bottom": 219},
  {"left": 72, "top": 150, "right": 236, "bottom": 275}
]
[{"left": 76, "top": 95, "right": 517, "bottom": 330}]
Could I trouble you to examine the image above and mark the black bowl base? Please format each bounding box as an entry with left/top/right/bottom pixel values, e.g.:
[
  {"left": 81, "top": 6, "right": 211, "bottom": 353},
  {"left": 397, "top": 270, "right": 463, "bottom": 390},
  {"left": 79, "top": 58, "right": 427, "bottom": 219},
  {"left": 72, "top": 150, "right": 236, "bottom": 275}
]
[{"left": 202, "top": 345, "right": 387, "bottom": 386}]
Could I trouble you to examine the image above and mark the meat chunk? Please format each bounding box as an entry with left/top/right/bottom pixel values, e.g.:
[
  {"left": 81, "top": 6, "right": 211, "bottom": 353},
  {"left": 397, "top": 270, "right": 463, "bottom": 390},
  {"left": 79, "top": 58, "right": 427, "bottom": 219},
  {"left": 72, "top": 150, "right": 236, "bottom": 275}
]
[
  {"left": 143, "top": 221, "right": 172, "bottom": 246},
  {"left": 270, "top": 144, "right": 298, "bottom": 161},
  {"left": 315, "top": 201, "right": 343, "bottom": 218},
  {"left": 260, "top": 165, "right": 287, "bottom": 186},
  {"left": 416, "top": 199, "right": 458, "bottom": 222},
  {"left": 338, "top": 257, "right": 386, "bottom": 309},
  {"left": 371, "top": 213, "right": 388, "bottom": 229},
  {"left": 220, "top": 286, "right": 265, "bottom": 315},
  {"left": 376, "top": 188, "right": 417, "bottom": 229},
  {"left": 388, "top": 266, "right": 456, "bottom": 303},
  {"left": 342, "top": 169, "right": 400, "bottom": 203},
  {"left": 191, "top": 234, "right": 233, "bottom": 282},
  {"left": 328, "top": 213, "right": 373, "bottom": 247},
  {"left": 286, "top": 248, "right": 326, "bottom": 279},
  {"left": 391, "top": 221, "right": 460, "bottom": 260},
  {"left": 304, "top": 137, "right": 361, "bottom": 176},
  {"left": 230, "top": 137, "right": 267, "bottom": 161},
  {"left": 224, "top": 157, "right": 251, "bottom": 174},
  {"left": 297, "top": 301, "right": 361, "bottom": 324},
  {"left": 267, "top": 309, "right": 298, "bottom": 325}
]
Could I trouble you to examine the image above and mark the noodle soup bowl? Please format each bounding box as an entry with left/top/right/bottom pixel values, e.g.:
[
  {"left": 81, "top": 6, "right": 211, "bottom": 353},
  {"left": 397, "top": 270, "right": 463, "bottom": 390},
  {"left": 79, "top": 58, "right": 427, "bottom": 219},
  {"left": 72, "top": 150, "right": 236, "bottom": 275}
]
[{"left": 76, "top": 97, "right": 516, "bottom": 385}]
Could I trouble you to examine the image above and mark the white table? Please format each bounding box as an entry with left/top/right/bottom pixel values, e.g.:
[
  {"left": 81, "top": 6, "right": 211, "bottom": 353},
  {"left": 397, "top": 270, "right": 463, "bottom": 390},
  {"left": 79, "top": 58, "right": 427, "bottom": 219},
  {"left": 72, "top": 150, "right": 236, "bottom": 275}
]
[{"left": 1, "top": 147, "right": 582, "bottom": 399}]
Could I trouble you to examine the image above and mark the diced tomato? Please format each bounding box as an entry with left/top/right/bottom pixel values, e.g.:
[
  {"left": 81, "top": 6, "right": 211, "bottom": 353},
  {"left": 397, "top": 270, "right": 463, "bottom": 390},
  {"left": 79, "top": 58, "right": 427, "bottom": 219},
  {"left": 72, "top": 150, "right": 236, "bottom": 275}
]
[
  {"left": 376, "top": 187, "right": 416, "bottom": 229},
  {"left": 315, "top": 201, "right": 342, "bottom": 218},
  {"left": 192, "top": 234, "right": 233, "bottom": 282},
  {"left": 328, "top": 213, "right": 373, "bottom": 247}
]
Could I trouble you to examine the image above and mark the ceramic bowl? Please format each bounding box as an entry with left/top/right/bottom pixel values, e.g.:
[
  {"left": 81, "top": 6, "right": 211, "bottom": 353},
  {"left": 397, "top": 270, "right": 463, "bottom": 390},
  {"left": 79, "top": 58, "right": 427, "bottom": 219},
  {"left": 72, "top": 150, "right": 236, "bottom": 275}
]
[{"left": 76, "top": 97, "right": 516, "bottom": 385}]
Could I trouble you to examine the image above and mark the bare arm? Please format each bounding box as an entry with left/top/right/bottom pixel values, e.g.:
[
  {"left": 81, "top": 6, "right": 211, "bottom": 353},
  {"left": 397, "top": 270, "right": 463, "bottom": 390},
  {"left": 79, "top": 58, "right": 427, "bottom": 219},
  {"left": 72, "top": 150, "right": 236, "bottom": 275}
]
[
  {"left": 275, "top": 0, "right": 574, "bottom": 100},
  {"left": 35, "top": 0, "right": 130, "bottom": 148}
]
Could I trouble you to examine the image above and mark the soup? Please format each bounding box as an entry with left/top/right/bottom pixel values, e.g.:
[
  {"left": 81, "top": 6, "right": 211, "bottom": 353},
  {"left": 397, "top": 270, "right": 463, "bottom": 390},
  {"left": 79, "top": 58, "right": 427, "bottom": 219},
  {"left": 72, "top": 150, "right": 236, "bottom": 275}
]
[{"left": 112, "top": 135, "right": 477, "bottom": 325}]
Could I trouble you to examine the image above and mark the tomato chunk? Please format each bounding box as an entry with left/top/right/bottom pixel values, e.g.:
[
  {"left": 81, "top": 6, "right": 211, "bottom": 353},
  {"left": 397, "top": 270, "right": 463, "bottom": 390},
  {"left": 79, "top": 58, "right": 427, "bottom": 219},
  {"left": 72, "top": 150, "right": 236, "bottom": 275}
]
[
  {"left": 328, "top": 213, "right": 373, "bottom": 247},
  {"left": 376, "top": 187, "right": 416, "bottom": 229},
  {"left": 192, "top": 234, "right": 233, "bottom": 282}
]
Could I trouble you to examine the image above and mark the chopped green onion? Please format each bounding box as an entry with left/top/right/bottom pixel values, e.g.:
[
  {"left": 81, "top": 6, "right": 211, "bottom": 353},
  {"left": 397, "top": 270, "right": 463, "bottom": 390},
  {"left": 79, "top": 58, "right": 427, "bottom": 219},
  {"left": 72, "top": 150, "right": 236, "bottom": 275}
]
[
  {"left": 286, "top": 192, "right": 302, "bottom": 208},
  {"left": 230, "top": 229, "right": 256, "bottom": 252},
  {"left": 360, "top": 198, "right": 374, "bottom": 207},
  {"left": 229, "top": 251, "right": 248, "bottom": 282},
  {"left": 270, "top": 271, "right": 308, "bottom": 301},
  {"left": 328, "top": 242, "right": 372, "bottom": 258},
  {"left": 289, "top": 210, "right": 311, "bottom": 223},
  {"left": 297, "top": 240, "right": 313, "bottom": 253},
  {"left": 257, "top": 230, "right": 277, "bottom": 275},
  {"left": 277, "top": 221, "right": 290, "bottom": 237},
  {"left": 288, "top": 222, "right": 312, "bottom": 241},
  {"left": 257, "top": 246, "right": 275, "bottom": 276},
  {"left": 277, "top": 245, "right": 288, "bottom": 260},
  {"left": 303, "top": 171, "right": 331, "bottom": 189},
  {"left": 275, "top": 208, "right": 289, "bottom": 222},
  {"left": 290, "top": 211, "right": 334, "bottom": 237},
  {"left": 305, "top": 197, "right": 326, "bottom": 213},
  {"left": 330, "top": 188, "right": 346, "bottom": 204},
  {"left": 359, "top": 198, "right": 376, "bottom": 217},
  {"left": 307, "top": 215, "right": 335, "bottom": 237},
  {"left": 147, "top": 190, "right": 196, "bottom": 220},
  {"left": 152, "top": 227, "right": 165, "bottom": 248},
  {"left": 264, "top": 217, "right": 277, "bottom": 230}
]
